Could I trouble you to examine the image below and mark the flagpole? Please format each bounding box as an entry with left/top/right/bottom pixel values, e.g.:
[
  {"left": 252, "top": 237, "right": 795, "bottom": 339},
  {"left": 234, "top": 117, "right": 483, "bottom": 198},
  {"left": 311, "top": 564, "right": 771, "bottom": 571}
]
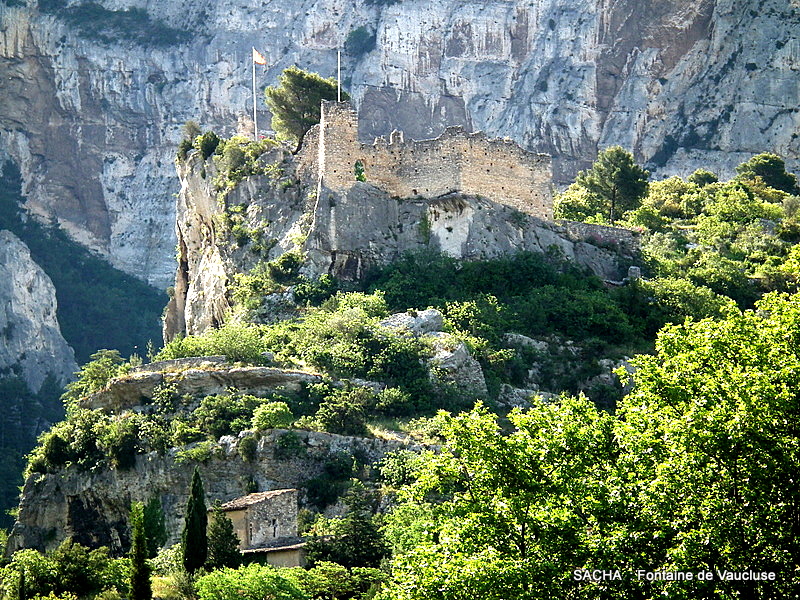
[
  {"left": 252, "top": 48, "right": 258, "bottom": 140},
  {"left": 337, "top": 50, "right": 341, "bottom": 102}
]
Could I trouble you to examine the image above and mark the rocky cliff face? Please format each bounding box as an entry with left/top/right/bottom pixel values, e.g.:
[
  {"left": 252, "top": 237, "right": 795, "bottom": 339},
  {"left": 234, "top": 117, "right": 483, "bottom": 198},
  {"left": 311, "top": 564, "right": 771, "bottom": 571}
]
[
  {"left": 1, "top": 0, "right": 797, "bottom": 286},
  {"left": 9, "top": 426, "right": 413, "bottom": 554},
  {"left": 0, "top": 229, "right": 76, "bottom": 392},
  {"left": 165, "top": 149, "right": 634, "bottom": 340}
]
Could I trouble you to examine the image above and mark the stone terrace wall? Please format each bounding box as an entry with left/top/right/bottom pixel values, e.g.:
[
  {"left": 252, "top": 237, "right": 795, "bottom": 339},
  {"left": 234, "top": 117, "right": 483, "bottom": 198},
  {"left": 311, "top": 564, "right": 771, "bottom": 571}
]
[{"left": 312, "top": 101, "right": 553, "bottom": 219}]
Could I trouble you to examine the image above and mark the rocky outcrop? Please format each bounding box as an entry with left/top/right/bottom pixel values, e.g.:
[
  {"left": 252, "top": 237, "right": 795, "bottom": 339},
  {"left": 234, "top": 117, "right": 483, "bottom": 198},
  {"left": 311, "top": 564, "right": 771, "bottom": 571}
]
[
  {"left": 8, "top": 428, "right": 416, "bottom": 555},
  {"left": 82, "top": 365, "right": 325, "bottom": 413},
  {"left": 0, "top": 230, "right": 76, "bottom": 392},
  {"left": 1, "top": 0, "right": 797, "bottom": 286},
  {"left": 165, "top": 150, "right": 635, "bottom": 339}
]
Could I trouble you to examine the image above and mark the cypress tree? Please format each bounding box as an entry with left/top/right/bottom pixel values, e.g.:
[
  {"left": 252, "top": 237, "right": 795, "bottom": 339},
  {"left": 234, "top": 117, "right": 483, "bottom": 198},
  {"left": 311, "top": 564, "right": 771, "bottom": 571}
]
[
  {"left": 181, "top": 467, "right": 208, "bottom": 573},
  {"left": 17, "top": 567, "right": 26, "bottom": 600},
  {"left": 143, "top": 495, "right": 167, "bottom": 558},
  {"left": 129, "top": 501, "right": 152, "bottom": 600},
  {"left": 206, "top": 502, "right": 242, "bottom": 570}
]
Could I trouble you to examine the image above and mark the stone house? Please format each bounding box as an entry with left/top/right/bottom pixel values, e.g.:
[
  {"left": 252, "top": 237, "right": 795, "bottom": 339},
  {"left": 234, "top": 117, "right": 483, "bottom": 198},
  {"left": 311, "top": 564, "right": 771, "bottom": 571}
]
[{"left": 216, "top": 489, "right": 304, "bottom": 567}]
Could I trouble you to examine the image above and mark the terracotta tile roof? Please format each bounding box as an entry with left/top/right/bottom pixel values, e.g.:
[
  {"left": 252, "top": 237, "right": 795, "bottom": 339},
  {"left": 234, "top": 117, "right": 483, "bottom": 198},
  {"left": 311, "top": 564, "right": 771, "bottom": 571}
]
[{"left": 216, "top": 489, "right": 297, "bottom": 512}]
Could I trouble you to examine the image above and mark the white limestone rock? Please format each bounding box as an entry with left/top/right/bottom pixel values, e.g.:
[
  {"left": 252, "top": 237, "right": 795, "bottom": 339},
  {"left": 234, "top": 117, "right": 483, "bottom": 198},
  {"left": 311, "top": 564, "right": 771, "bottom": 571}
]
[{"left": 0, "top": 230, "right": 77, "bottom": 392}]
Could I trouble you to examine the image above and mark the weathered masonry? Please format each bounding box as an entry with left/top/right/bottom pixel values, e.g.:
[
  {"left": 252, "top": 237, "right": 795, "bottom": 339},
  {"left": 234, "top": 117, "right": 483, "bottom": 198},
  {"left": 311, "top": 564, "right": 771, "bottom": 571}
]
[
  {"left": 216, "top": 489, "right": 304, "bottom": 567},
  {"left": 300, "top": 101, "right": 553, "bottom": 219}
]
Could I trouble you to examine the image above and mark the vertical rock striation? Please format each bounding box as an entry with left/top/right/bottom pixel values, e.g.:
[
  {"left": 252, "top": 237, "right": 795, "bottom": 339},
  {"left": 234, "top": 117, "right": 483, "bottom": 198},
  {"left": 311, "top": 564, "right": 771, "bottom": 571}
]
[
  {"left": 0, "top": 230, "right": 77, "bottom": 392},
  {"left": 0, "top": 0, "right": 797, "bottom": 286}
]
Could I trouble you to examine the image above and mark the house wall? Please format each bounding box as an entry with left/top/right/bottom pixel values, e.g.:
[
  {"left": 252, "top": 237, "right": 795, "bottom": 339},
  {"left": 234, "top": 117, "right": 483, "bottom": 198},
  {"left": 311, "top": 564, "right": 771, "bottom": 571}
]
[{"left": 245, "top": 490, "right": 298, "bottom": 549}]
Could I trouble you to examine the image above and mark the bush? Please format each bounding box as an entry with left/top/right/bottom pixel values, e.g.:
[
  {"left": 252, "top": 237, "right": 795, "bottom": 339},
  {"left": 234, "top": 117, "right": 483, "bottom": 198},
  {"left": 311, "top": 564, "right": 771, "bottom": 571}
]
[
  {"left": 156, "top": 323, "right": 268, "bottom": 365},
  {"left": 193, "top": 394, "right": 265, "bottom": 438},
  {"left": 345, "top": 27, "right": 376, "bottom": 55},
  {"left": 0, "top": 540, "right": 128, "bottom": 600},
  {"left": 252, "top": 402, "right": 294, "bottom": 430},
  {"left": 314, "top": 388, "right": 371, "bottom": 436},
  {"left": 195, "top": 564, "right": 306, "bottom": 600},
  {"left": 195, "top": 132, "right": 221, "bottom": 160},
  {"left": 237, "top": 435, "right": 258, "bottom": 462}
]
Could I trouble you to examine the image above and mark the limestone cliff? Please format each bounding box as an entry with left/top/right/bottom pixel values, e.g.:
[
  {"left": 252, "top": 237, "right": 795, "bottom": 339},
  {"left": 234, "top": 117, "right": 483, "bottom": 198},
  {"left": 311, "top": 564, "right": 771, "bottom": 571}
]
[
  {"left": 0, "top": 229, "right": 76, "bottom": 392},
  {"left": 1, "top": 0, "right": 797, "bottom": 286},
  {"left": 9, "top": 426, "right": 413, "bottom": 554}
]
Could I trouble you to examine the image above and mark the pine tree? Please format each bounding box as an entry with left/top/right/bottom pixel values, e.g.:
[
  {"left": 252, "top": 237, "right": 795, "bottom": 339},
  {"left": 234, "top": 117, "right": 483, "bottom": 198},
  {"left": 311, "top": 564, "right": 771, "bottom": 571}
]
[
  {"left": 265, "top": 66, "right": 350, "bottom": 149},
  {"left": 129, "top": 502, "right": 152, "bottom": 600},
  {"left": 206, "top": 503, "right": 242, "bottom": 570},
  {"left": 575, "top": 145, "right": 649, "bottom": 223},
  {"left": 181, "top": 467, "right": 208, "bottom": 574}
]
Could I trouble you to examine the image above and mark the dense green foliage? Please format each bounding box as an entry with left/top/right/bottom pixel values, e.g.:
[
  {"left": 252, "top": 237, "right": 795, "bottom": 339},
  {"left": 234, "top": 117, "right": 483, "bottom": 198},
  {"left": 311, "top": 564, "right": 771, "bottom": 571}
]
[
  {"left": 556, "top": 153, "right": 800, "bottom": 310},
  {"left": 345, "top": 27, "right": 377, "bottom": 56},
  {"left": 128, "top": 502, "right": 152, "bottom": 600},
  {"left": 195, "top": 564, "right": 307, "bottom": 600},
  {"left": 305, "top": 484, "right": 387, "bottom": 569},
  {"left": 379, "top": 291, "right": 800, "bottom": 599},
  {"left": 0, "top": 161, "right": 165, "bottom": 363},
  {"left": 182, "top": 468, "right": 208, "bottom": 574},
  {"left": 0, "top": 539, "right": 128, "bottom": 600},
  {"left": 265, "top": 67, "right": 350, "bottom": 148},
  {"left": 0, "top": 375, "right": 62, "bottom": 529},
  {"left": 142, "top": 496, "right": 168, "bottom": 559}
]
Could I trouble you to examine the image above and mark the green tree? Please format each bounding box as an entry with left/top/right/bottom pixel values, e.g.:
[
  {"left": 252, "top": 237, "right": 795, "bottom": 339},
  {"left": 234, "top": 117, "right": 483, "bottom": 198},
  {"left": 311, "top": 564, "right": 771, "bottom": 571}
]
[
  {"left": 62, "top": 349, "right": 128, "bottom": 413},
  {"left": 575, "top": 145, "right": 650, "bottom": 223},
  {"left": 206, "top": 503, "right": 242, "bottom": 571},
  {"left": 552, "top": 182, "right": 606, "bottom": 222},
  {"left": 129, "top": 502, "right": 152, "bottom": 600},
  {"left": 615, "top": 291, "right": 800, "bottom": 598},
  {"left": 305, "top": 483, "right": 387, "bottom": 568},
  {"left": 265, "top": 66, "right": 349, "bottom": 149},
  {"left": 735, "top": 152, "right": 799, "bottom": 194},
  {"left": 182, "top": 467, "right": 208, "bottom": 574},
  {"left": 143, "top": 496, "right": 168, "bottom": 558}
]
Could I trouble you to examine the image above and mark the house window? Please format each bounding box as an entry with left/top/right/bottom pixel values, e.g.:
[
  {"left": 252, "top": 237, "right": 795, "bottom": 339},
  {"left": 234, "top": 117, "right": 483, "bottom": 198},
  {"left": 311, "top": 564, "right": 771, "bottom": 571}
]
[{"left": 272, "top": 518, "right": 278, "bottom": 537}]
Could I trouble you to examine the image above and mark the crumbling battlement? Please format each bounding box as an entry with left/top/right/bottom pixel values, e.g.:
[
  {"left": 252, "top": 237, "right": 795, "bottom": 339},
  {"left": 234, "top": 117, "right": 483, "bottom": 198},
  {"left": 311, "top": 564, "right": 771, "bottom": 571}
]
[{"left": 298, "top": 101, "right": 553, "bottom": 219}]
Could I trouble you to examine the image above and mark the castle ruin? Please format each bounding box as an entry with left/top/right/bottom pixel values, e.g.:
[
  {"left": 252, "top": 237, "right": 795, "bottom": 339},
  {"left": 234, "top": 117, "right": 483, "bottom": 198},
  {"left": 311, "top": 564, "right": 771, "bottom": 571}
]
[{"left": 299, "top": 101, "right": 553, "bottom": 219}]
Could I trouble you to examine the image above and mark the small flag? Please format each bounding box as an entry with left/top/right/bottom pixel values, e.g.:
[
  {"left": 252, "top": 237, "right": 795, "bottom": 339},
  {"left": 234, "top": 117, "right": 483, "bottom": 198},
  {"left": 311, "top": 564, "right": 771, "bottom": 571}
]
[{"left": 252, "top": 48, "right": 267, "bottom": 65}]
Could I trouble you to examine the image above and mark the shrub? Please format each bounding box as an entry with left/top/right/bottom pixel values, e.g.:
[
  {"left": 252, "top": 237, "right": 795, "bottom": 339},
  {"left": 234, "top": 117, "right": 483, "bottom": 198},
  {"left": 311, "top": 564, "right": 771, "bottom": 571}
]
[
  {"left": 195, "top": 132, "right": 221, "bottom": 160},
  {"left": 252, "top": 402, "right": 294, "bottom": 430},
  {"left": 379, "top": 449, "right": 423, "bottom": 487},
  {"left": 345, "top": 27, "right": 376, "bottom": 56},
  {"left": 156, "top": 323, "right": 268, "bottom": 365},
  {"left": 193, "top": 394, "right": 265, "bottom": 438},
  {"left": 237, "top": 435, "right": 258, "bottom": 462},
  {"left": 62, "top": 349, "right": 130, "bottom": 412},
  {"left": 314, "top": 388, "right": 371, "bottom": 436},
  {"left": 293, "top": 274, "right": 339, "bottom": 305},
  {"left": 195, "top": 564, "right": 306, "bottom": 600},
  {"left": 267, "top": 251, "right": 304, "bottom": 285}
]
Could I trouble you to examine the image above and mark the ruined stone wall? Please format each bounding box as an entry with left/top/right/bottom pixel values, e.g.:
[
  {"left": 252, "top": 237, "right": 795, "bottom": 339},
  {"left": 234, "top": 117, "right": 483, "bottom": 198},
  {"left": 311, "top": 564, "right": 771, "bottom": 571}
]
[{"left": 315, "top": 101, "right": 553, "bottom": 218}]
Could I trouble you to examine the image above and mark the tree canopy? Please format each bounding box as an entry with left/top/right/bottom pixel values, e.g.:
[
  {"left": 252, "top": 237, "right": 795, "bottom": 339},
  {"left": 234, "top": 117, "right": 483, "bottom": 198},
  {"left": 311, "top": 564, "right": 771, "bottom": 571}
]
[
  {"left": 735, "top": 152, "right": 799, "bottom": 194},
  {"left": 380, "top": 291, "right": 800, "bottom": 599},
  {"left": 265, "top": 66, "right": 349, "bottom": 149},
  {"left": 574, "top": 145, "right": 650, "bottom": 223}
]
